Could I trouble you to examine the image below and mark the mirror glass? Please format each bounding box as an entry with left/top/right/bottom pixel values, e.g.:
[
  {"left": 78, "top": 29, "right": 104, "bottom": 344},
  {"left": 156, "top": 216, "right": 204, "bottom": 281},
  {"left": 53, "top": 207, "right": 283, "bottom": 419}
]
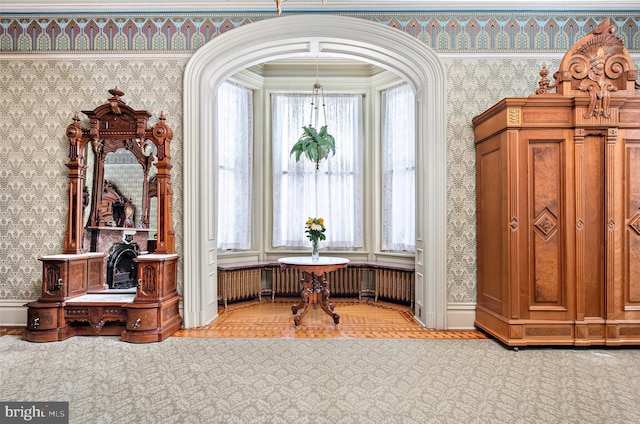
[
  {"left": 84, "top": 138, "right": 158, "bottom": 233},
  {"left": 103, "top": 148, "right": 144, "bottom": 228}
]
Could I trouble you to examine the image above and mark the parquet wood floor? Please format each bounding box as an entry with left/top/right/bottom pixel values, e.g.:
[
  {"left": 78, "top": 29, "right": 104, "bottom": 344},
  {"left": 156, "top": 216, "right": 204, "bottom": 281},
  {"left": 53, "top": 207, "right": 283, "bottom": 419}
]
[{"left": 173, "top": 297, "right": 487, "bottom": 339}]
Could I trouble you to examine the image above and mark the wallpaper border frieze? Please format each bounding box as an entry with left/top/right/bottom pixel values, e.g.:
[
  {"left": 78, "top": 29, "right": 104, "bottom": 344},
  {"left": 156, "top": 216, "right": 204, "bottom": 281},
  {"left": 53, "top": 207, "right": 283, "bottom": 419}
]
[{"left": 1, "top": 13, "right": 638, "bottom": 53}]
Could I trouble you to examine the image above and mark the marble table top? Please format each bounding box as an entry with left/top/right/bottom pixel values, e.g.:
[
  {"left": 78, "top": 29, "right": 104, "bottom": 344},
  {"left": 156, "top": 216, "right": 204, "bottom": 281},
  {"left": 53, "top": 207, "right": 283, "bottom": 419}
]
[{"left": 277, "top": 256, "right": 349, "bottom": 266}]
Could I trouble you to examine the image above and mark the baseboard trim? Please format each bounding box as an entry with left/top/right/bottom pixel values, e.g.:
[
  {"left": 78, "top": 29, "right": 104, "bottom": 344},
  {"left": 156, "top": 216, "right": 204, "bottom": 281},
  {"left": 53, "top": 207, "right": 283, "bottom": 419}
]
[
  {"left": 447, "top": 303, "right": 476, "bottom": 330},
  {"left": 0, "top": 300, "right": 29, "bottom": 327}
]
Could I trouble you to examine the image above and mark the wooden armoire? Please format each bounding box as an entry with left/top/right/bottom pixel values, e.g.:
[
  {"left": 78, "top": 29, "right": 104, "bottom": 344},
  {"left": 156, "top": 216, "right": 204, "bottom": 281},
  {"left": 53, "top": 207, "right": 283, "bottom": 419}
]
[{"left": 473, "top": 19, "right": 640, "bottom": 347}]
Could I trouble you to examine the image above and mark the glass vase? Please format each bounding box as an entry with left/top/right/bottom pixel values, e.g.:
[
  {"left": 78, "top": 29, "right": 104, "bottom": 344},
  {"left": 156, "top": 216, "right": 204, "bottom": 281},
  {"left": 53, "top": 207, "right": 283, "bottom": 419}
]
[{"left": 311, "top": 239, "right": 320, "bottom": 260}]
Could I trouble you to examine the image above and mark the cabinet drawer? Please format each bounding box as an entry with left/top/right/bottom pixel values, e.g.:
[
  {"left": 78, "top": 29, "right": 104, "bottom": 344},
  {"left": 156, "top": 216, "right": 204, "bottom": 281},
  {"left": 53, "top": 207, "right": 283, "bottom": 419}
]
[
  {"left": 126, "top": 308, "right": 158, "bottom": 331},
  {"left": 27, "top": 307, "right": 59, "bottom": 330}
]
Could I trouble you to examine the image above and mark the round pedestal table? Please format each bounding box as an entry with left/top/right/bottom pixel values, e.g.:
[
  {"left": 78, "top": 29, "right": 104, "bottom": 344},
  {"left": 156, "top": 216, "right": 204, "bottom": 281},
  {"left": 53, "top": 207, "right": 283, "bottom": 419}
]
[{"left": 277, "top": 256, "right": 350, "bottom": 327}]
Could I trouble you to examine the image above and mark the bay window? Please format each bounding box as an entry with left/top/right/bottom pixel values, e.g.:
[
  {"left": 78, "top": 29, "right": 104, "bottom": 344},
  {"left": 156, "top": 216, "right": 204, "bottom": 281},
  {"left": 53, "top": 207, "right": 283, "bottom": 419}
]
[
  {"left": 381, "top": 83, "right": 415, "bottom": 252},
  {"left": 216, "top": 81, "right": 253, "bottom": 250},
  {"left": 271, "top": 93, "right": 364, "bottom": 249},
  {"left": 216, "top": 76, "right": 415, "bottom": 255}
]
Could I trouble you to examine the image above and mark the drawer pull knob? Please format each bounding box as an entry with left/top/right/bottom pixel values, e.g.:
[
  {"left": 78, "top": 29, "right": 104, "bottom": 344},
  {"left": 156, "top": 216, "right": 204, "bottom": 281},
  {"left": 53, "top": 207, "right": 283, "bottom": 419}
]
[{"left": 133, "top": 318, "right": 141, "bottom": 329}]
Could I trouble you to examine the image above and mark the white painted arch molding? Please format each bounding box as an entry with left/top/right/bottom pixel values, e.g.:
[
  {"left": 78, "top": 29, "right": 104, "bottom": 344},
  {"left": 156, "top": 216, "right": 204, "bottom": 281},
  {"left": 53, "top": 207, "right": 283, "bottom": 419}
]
[{"left": 183, "top": 14, "right": 448, "bottom": 329}]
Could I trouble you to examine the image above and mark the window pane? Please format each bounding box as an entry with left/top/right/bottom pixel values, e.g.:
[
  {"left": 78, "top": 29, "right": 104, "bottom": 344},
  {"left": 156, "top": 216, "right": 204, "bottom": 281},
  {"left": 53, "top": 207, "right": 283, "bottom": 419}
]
[
  {"left": 382, "top": 83, "right": 415, "bottom": 252},
  {"left": 216, "top": 81, "right": 253, "bottom": 250},
  {"left": 272, "top": 93, "right": 363, "bottom": 249}
]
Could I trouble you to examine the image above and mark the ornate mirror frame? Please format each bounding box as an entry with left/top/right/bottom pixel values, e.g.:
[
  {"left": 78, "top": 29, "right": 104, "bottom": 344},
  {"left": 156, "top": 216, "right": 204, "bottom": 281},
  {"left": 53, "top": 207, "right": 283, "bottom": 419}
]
[{"left": 63, "top": 88, "right": 176, "bottom": 255}]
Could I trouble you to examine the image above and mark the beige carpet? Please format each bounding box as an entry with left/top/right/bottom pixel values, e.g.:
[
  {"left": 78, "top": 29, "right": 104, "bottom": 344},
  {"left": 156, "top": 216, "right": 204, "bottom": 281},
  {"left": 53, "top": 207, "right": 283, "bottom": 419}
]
[{"left": 2, "top": 335, "right": 640, "bottom": 423}]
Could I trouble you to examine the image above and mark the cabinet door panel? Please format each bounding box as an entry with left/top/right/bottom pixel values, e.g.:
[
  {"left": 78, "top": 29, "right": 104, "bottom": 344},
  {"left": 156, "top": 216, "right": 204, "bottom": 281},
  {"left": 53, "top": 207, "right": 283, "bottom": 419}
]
[
  {"left": 476, "top": 137, "right": 508, "bottom": 316},
  {"left": 581, "top": 135, "right": 605, "bottom": 319},
  {"left": 529, "top": 141, "right": 565, "bottom": 309},
  {"left": 625, "top": 140, "right": 640, "bottom": 307}
]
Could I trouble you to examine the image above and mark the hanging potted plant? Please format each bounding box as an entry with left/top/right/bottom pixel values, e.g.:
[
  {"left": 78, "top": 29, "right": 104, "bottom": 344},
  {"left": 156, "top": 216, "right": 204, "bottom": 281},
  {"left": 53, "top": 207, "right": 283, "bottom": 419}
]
[{"left": 289, "top": 124, "right": 336, "bottom": 170}]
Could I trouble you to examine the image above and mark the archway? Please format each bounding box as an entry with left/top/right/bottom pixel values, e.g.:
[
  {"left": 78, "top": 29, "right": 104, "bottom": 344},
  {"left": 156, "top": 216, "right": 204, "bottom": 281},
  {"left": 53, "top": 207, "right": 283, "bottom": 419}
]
[{"left": 182, "top": 15, "right": 447, "bottom": 329}]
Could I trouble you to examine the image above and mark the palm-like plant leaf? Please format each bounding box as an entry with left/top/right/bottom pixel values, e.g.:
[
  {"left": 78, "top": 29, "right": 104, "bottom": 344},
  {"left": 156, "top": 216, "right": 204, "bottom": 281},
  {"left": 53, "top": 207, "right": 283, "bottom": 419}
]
[{"left": 289, "top": 125, "right": 336, "bottom": 166}]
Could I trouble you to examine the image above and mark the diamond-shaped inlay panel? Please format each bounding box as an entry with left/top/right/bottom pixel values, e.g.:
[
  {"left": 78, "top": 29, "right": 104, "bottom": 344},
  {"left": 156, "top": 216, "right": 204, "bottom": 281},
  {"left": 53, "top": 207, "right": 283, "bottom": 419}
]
[
  {"left": 629, "top": 211, "right": 640, "bottom": 235},
  {"left": 534, "top": 208, "right": 558, "bottom": 240}
]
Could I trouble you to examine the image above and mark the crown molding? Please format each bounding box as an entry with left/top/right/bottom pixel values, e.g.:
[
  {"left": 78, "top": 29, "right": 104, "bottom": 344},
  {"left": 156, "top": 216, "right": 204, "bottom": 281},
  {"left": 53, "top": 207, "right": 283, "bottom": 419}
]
[{"left": 2, "top": 0, "right": 639, "bottom": 13}]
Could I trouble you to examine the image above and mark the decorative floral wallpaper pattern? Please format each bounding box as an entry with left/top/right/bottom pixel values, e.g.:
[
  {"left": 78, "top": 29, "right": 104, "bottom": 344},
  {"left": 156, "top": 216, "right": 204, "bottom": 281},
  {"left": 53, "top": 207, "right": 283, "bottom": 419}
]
[
  {"left": 0, "top": 59, "right": 186, "bottom": 300},
  {"left": 0, "top": 12, "right": 638, "bottom": 306}
]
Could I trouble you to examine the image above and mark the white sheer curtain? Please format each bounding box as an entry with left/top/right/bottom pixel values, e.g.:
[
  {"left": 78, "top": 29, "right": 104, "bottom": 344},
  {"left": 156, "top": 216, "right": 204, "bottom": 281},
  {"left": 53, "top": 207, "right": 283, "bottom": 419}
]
[
  {"left": 272, "top": 93, "right": 363, "bottom": 248},
  {"left": 382, "top": 83, "right": 415, "bottom": 252},
  {"left": 216, "top": 81, "right": 253, "bottom": 250}
]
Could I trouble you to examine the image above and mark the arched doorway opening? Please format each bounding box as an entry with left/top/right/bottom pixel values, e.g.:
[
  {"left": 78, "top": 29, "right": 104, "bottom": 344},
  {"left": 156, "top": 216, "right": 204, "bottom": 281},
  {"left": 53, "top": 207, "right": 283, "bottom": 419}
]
[{"left": 182, "top": 15, "right": 447, "bottom": 329}]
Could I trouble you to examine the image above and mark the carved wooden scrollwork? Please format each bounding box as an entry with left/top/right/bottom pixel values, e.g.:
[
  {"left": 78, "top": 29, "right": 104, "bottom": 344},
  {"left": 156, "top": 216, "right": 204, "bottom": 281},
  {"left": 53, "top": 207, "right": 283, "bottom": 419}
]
[
  {"left": 63, "top": 88, "right": 175, "bottom": 255},
  {"left": 44, "top": 265, "right": 61, "bottom": 293},
  {"left": 536, "top": 65, "right": 552, "bottom": 95},
  {"left": 536, "top": 18, "right": 638, "bottom": 121},
  {"left": 568, "top": 30, "right": 626, "bottom": 118},
  {"left": 142, "top": 265, "right": 156, "bottom": 295}
]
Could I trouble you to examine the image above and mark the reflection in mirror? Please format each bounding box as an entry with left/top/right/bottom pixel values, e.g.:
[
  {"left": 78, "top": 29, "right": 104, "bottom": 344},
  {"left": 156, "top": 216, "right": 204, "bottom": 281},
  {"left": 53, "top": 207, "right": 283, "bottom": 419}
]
[
  {"left": 103, "top": 148, "right": 144, "bottom": 227},
  {"left": 85, "top": 138, "right": 158, "bottom": 232}
]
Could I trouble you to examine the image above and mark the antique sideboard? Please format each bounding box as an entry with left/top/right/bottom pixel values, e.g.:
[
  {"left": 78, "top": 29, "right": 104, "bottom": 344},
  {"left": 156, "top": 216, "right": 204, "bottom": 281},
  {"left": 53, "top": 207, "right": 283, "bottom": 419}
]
[{"left": 24, "top": 88, "right": 182, "bottom": 343}]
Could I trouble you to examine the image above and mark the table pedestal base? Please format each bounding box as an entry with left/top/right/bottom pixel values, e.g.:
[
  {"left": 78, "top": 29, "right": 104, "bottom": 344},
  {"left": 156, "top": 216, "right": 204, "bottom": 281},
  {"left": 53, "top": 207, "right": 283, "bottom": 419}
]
[{"left": 291, "top": 271, "right": 340, "bottom": 327}]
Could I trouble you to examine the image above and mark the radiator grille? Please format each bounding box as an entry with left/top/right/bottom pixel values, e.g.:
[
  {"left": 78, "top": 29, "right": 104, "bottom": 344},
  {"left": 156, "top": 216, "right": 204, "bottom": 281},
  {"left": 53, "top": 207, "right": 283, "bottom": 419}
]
[
  {"left": 272, "top": 267, "right": 303, "bottom": 296},
  {"left": 374, "top": 268, "right": 414, "bottom": 304},
  {"left": 273, "top": 266, "right": 362, "bottom": 297},
  {"left": 219, "top": 263, "right": 415, "bottom": 308},
  {"left": 218, "top": 268, "right": 262, "bottom": 308}
]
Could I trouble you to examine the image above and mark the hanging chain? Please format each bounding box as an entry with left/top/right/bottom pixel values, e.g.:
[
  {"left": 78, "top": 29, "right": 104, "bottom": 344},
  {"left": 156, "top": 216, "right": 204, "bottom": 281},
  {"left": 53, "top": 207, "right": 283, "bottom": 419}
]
[{"left": 308, "top": 62, "right": 327, "bottom": 129}]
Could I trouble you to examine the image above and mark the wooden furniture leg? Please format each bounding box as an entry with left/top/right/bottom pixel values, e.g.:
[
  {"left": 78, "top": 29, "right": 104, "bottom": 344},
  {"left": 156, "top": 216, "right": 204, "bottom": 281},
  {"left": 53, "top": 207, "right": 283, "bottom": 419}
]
[
  {"left": 292, "top": 272, "right": 340, "bottom": 326},
  {"left": 291, "top": 275, "right": 312, "bottom": 327},
  {"left": 318, "top": 274, "right": 340, "bottom": 325}
]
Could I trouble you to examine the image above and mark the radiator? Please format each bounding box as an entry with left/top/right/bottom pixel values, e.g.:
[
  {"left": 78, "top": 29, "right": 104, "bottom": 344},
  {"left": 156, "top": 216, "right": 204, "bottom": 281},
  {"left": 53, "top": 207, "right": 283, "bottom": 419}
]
[
  {"left": 272, "top": 266, "right": 362, "bottom": 298},
  {"left": 218, "top": 268, "right": 262, "bottom": 308},
  {"left": 220, "top": 263, "right": 414, "bottom": 307},
  {"left": 374, "top": 268, "right": 414, "bottom": 305}
]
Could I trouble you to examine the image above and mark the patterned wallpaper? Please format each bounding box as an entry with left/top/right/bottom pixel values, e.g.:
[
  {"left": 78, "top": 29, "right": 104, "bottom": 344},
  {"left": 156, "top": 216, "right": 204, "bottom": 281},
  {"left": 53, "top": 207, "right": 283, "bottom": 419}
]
[
  {"left": 0, "top": 59, "right": 186, "bottom": 300},
  {"left": 444, "top": 57, "right": 563, "bottom": 302},
  {"left": 1, "top": 12, "right": 639, "bottom": 305}
]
